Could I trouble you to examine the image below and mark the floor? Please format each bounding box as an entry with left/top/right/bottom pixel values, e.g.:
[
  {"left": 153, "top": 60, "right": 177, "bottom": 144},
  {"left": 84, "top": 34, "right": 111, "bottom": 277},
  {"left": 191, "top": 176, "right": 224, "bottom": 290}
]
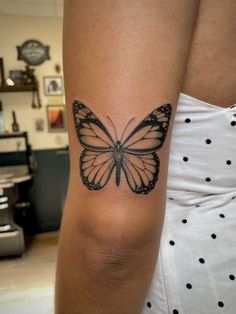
[{"left": 0, "top": 231, "right": 59, "bottom": 314}]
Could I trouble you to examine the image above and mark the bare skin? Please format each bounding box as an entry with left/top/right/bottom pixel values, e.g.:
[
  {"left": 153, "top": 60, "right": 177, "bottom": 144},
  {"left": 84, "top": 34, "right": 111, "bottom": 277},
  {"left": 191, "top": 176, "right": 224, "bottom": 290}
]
[
  {"left": 55, "top": 1, "right": 236, "bottom": 314},
  {"left": 183, "top": 0, "right": 236, "bottom": 107}
]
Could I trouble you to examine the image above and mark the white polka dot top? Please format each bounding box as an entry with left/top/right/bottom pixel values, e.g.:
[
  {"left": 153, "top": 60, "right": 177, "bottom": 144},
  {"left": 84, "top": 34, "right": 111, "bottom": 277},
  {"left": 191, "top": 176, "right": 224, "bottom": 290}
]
[{"left": 142, "top": 92, "right": 236, "bottom": 314}]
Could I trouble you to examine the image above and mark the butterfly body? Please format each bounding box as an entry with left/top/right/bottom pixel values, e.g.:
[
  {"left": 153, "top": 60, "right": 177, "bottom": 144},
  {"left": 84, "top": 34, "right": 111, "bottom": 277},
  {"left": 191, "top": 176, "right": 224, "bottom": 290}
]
[
  {"left": 73, "top": 100, "right": 172, "bottom": 194},
  {"left": 114, "top": 140, "right": 123, "bottom": 186}
]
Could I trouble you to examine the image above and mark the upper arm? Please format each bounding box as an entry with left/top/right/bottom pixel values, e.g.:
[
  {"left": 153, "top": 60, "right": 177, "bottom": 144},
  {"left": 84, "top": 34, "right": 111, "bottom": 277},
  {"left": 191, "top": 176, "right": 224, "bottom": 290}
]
[{"left": 62, "top": 0, "right": 198, "bottom": 248}]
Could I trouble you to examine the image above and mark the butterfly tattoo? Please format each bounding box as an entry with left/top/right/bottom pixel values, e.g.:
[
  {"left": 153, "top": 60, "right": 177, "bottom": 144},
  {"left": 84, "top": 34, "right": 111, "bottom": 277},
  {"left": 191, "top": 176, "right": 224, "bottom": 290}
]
[{"left": 73, "top": 100, "right": 172, "bottom": 194}]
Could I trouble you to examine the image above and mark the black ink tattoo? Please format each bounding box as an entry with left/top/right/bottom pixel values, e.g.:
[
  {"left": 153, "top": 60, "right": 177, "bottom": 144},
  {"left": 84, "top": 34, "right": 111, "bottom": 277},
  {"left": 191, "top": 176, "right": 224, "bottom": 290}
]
[{"left": 73, "top": 100, "right": 172, "bottom": 194}]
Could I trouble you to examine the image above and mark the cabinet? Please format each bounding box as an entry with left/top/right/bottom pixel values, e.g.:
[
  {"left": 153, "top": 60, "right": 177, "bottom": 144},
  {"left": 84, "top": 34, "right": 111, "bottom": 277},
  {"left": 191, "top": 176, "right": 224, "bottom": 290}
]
[{"left": 0, "top": 132, "right": 34, "bottom": 173}]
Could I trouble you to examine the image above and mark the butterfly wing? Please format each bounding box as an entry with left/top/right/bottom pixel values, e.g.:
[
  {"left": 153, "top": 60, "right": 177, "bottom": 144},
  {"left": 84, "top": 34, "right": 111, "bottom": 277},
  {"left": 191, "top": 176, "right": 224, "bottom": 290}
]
[
  {"left": 80, "top": 149, "right": 115, "bottom": 190},
  {"left": 122, "top": 152, "right": 159, "bottom": 194},
  {"left": 121, "top": 104, "right": 172, "bottom": 194},
  {"left": 73, "top": 100, "right": 116, "bottom": 190},
  {"left": 122, "top": 104, "right": 172, "bottom": 154},
  {"left": 73, "top": 100, "right": 115, "bottom": 152}
]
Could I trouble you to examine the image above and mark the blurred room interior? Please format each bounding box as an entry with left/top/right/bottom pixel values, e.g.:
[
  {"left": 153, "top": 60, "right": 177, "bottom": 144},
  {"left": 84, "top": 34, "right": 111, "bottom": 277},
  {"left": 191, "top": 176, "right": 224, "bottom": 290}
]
[{"left": 0, "top": 1, "right": 66, "bottom": 313}]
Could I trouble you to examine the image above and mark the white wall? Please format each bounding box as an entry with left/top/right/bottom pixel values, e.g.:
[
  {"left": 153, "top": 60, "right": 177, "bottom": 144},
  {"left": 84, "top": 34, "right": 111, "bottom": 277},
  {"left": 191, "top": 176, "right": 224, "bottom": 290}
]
[{"left": 0, "top": 14, "right": 68, "bottom": 152}]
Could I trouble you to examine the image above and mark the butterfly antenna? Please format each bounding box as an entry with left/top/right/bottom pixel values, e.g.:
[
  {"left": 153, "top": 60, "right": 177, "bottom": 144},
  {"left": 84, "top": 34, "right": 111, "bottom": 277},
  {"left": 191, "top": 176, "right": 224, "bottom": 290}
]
[
  {"left": 106, "top": 116, "right": 118, "bottom": 142},
  {"left": 120, "top": 117, "right": 135, "bottom": 143}
]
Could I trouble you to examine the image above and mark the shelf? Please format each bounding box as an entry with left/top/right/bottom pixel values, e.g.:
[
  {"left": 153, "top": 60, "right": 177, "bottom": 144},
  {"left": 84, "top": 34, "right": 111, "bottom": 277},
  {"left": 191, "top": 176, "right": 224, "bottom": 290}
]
[
  {"left": 0, "top": 132, "right": 28, "bottom": 139},
  {"left": 0, "top": 85, "right": 37, "bottom": 93}
]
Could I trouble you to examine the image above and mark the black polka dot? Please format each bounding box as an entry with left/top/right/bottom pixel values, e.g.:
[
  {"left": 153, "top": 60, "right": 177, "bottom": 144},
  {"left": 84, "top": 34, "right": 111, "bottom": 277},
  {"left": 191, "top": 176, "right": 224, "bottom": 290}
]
[
  {"left": 232, "top": 196, "right": 235, "bottom": 199},
  {"left": 205, "top": 177, "right": 211, "bottom": 182},
  {"left": 230, "top": 104, "right": 236, "bottom": 108},
  {"left": 186, "top": 283, "right": 192, "bottom": 289},
  {"left": 226, "top": 160, "right": 232, "bottom": 165},
  {"left": 229, "top": 274, "right": 235, "bottom": 280},
  {"left": 185, "top": 118, "right": 191, "bottom": 123},
  {"left": 169, "top": 197, "right": 174, "bottom": 200},
  {"left": 199, "top": 258, "right": 205, "bottom": 264},
  {"left": 219, "top": 213, "right": 225, "bottom": 218},
  {"left": 146, "top": 301, "right": 152, "bottom": 308},
  {"left": 205, "top": 139, "right": 212, "bottom": 144},
  {"left": 196, "top": 204, "right": 200, "bottom": 207},
  {"left": 169, "top": 240, "right": 175, "bottom": 246},
  {"left": 211, "top": 233, "right": 217, "bottom": 239},
  {"left": 182, "top": 219, "right": 187, "bottom": 224},
  {"left": 183, "top": 156, "right": 188, "bottom": 162},
  {"left": 173, "top": 310, "right": 179, "bottom": 314},
  {"left": 231, "top": 121, "right": 236, "bottom": 126},
  {"left": 218, "top": 301, "right": 224, "bottom": 308}
]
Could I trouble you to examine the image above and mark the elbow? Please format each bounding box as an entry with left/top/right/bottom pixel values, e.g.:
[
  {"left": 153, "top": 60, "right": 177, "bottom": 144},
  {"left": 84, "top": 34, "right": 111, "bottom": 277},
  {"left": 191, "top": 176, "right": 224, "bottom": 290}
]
[
  {"left": 77, "top": 235, "right": 141, "bottom": 284},
  {"left": 74, "top": 204, "right": 161, "bottom": 284}
]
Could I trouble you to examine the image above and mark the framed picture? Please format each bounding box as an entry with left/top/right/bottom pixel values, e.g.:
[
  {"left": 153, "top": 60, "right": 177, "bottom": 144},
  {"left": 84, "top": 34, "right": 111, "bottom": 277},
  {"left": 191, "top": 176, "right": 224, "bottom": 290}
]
[
  {"left": 47, "top": 105, "right": 67, "bottom": 132},
  {"left": 0, "top": 58, "right": 5, "bottom": 87},
  {"left": 43, "top": 76, "right": 63, "bottom": 96},
  {"left": 9, "top": 70, "right": 24, "bottom": 86}
]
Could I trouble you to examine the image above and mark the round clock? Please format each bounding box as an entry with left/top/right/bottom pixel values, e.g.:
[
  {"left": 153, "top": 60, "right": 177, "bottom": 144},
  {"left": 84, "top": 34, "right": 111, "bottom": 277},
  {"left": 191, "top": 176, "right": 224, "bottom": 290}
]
[{"left": 17, "top": 39, "right": 50, "bottom": 66}]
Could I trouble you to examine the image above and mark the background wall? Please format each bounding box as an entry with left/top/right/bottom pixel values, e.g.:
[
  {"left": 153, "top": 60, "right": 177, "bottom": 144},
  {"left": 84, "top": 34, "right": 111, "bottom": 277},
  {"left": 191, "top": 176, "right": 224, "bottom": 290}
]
[
  {"left": 0, "top": 14, "right": 68, "bottom": 152},
  {"left": 0, "top": 13, "right": 70, "bottom": 232}
]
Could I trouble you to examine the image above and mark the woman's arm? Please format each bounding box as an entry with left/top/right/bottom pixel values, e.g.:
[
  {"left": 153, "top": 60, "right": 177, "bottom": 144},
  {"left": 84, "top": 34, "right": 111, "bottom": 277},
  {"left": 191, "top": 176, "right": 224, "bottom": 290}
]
[{"left": 55, "top": 1, "right": 199, "bottom": 313}]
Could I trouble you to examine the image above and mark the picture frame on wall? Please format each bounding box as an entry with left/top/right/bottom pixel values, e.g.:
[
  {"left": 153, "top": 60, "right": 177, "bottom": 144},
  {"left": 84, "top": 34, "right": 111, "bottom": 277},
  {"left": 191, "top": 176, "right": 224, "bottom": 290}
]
[
  {"left": 0, "top": 58, "right": 5, "bottom": 87},
  {"left": 43, "top": 76, "right": 63, "bottom": 96},
  {"left": 9, "top": 70, "right": 24, "bottom": 86},
  {"left": 47, "top": 105, "right": 67, "bottom": 132}
]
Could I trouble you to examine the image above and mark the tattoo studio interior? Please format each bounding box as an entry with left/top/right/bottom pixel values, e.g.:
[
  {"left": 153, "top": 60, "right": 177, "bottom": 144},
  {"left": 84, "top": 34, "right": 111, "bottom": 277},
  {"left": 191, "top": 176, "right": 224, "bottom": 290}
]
[{"left": 0, "top": 2, "right": 66, "bottom": 313}]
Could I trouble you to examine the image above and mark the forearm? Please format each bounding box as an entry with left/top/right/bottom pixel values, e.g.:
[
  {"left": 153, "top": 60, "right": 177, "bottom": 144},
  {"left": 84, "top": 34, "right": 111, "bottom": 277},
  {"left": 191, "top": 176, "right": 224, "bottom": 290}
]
[{"left": 55, "top": 1, "right": 199, "bottom": 313}]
